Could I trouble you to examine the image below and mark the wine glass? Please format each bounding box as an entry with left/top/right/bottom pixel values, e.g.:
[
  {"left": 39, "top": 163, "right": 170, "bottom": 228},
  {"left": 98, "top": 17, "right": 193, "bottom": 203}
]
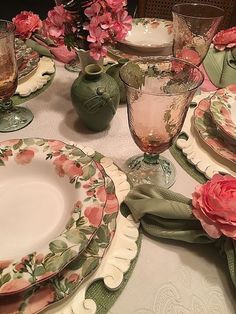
[
  {"left": 172, "top": 3, "right": 224, "bottom": 66},
  {"left": 0, "top": 20, "right": 33, "bottom": 132},
  {"left": 120, "top": 56, "right": 204, "bottom": 188}
]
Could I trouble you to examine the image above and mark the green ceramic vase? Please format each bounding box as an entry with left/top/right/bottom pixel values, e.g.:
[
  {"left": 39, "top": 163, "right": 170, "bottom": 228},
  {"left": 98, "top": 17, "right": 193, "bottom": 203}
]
[
  {"left": 71, "top": 64, "right": 120, "bottom": 132},
  {"left": 106, "top": 58, "right": 129, "bottom": 104}
]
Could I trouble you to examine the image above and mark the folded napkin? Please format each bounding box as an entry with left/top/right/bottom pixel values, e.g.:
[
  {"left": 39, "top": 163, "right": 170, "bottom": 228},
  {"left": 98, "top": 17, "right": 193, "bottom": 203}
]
[
  {"left": 203, "top": 47, "right": 236, "bottom": 89},
  {"left": 25, "top": 37, "right": 76, "bottom": 64},
  {"left": 123, "top": 184, "right": 236, "bottom": 288}
]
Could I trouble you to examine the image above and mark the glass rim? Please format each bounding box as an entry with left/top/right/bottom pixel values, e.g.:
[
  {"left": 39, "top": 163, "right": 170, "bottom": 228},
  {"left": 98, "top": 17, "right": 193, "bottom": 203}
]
[
  {"left": 119, "top": 56, "right": 204, "bottom": 97},
  {"left": 0, "top": 19, "right": 15, "bottom": 39},
  {"left": 172, "top": 3, "right": 224, "bottom": 19}
]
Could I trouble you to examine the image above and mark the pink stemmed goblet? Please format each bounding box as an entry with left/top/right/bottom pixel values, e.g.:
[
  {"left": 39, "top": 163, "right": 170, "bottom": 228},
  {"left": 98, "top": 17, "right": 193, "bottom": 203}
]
[
  {"left": 0, "top": 20, "right": 33, "bottom": 132},
  {"left": 120, "top": 56, "right": 204, "bottom": 188},
  {"left": 172, "top": 3, "right": 224, "bottom": 66}
]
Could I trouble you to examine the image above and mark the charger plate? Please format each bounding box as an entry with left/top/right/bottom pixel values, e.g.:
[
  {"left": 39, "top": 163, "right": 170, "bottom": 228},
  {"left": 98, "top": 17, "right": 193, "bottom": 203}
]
[
  {"left": 0, "top": 138, "right": 109, "bottom": 295},
  {"left": 209, "top": 85, "right": 236, "bottom": 142}
]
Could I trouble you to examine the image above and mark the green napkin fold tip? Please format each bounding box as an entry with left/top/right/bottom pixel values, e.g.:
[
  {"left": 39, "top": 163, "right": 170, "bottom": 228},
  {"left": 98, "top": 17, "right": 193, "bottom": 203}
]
[{"left": 25, "top": 38, "right": 54, "bottom": 58}]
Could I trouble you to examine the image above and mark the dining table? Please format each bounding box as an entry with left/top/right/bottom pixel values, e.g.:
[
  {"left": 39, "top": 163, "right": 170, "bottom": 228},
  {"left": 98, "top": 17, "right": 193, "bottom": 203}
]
[{"left": 1, "top": 61, "right": 236, "bottom": 314}]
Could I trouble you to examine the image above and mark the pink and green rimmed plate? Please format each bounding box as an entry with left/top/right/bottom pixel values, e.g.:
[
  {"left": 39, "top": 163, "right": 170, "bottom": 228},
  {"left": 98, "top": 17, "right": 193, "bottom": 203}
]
[
  {"left": 209, "top": 84, "right": 236, "bottom": 142},
  {"left": 118, "top": 18, "right": 173, "bottom": 52},
  {"left": 0, "top": 158, "right": 120, "bottom": 314},
  {"left": 0, "top": 138, "right": 109, "bottom": 295},
  {"left": 194, "top": 96, "right": 236, "bottom": 164}
]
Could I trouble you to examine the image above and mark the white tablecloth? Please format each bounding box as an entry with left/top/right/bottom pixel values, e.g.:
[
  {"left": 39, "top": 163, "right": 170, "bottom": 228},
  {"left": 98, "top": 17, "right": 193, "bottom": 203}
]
[{"left": 1, "top": 62, "right": 235, "bottom": 314}]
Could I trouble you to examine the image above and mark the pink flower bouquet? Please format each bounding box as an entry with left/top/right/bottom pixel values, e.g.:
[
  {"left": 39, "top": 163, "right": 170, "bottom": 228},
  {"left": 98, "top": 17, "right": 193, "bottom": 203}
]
[{"left": 213, "top": 26, "right": 236, "bottom": 51}]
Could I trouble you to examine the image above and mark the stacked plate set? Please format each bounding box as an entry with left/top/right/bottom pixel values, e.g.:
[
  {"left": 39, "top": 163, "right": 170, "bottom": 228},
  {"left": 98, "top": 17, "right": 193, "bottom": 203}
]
[
  {"left": 0, "top": 138, "right": 137, "bottom": 314},
  {"left": 177, "top": 85, "right": 236, "bottom": 178}
]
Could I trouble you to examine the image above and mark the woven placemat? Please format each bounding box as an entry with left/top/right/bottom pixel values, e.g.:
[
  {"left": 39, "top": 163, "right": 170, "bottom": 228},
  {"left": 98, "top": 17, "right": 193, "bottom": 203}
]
[
  {"left": 170, "top": 139, "right": 207, "bottom": 184},
  {"left": 13, "top": 72, "right": 55, "bottom": 106}
]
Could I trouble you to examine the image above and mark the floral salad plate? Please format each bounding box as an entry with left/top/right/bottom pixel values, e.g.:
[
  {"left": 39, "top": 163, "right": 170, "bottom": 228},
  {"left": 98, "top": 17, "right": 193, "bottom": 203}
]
[
  {"left": 0, "top": 138, "right": 110, "bottom": 295},
  {"left": 194, "top": 95, "right": 236, "bottom": 164},
  {"left": 118, "top": 18, "right": 173, "bottom": 52},
  {"left": 0, "top": 158, "right": 120, "bottom": 314},
  {"left": 209, "top": 85, "right": 236, "bottom": 142}
]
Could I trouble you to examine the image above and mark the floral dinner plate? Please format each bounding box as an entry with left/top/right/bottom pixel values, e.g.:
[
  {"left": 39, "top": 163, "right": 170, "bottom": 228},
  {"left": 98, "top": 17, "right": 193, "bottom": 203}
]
[
  {"left": 194, "top": 96, "right": 236, "bottom": 164},
  {"left": 0, "top": 138, "right": 108, "bottom": 295},
  {"left": 0, "top": 159, "right": 119, "bottom": 314},
  {"left": 118, "top": 18, "right": 173, "bottom": 52},
  {"left": 209, "top": 85, "right": 236, "bottom": 142}
]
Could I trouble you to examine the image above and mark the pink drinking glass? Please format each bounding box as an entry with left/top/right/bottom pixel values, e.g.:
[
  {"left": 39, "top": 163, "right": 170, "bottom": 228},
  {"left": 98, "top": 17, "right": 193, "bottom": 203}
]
[
  {"left": 120, "top": 56, "right": 204, "bottom": 187},
  {"left": 172, "top": 3, "right": 224, "bottom": 66}
]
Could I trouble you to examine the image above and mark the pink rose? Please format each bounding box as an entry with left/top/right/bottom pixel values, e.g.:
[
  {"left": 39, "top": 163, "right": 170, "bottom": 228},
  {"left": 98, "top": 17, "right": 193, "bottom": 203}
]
[
  {"left": 12, "top": 11, "right": 42, "bottom": 39},
  {"left": 15, "top": 149, "right": 35, "bottom": 165},
  {"left": 213, "top": 27, "right": 236, "bottom": 51},
  {"left": 192, "top": 174, "right": 236, "bottom": 239},
  {"left": 24, "top": 286, "right": 55, "bottom": 313},
  {"left": 67, "top": 273, "right": 79, "bottom": 283},
  {"left": 84, "top": 205, "right": 103, "bottom": 227},
  {"left": 176, "top": 48, "right": 201, "bottom": 66},
  {"left": 0, "top": 278, "right": 30, "bottom": 293},
  {"left": 104, "top": 193, "right": 118, "bottom": 213}
]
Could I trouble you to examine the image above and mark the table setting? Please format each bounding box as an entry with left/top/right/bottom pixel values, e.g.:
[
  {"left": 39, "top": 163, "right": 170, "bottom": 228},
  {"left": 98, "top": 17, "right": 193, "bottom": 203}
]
[{"left": 0, "top": 1, "right": 236, "bottom": 313}]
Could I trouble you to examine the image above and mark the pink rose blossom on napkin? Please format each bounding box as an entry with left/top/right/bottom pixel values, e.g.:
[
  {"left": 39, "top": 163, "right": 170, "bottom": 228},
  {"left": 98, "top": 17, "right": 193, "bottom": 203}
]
[
  {"left": 213, "top": 26, "right": 236, "bottom": 51},
  {"left": 12, "top": 11, "right": 42, "bottom": 39},
  {"left": 192, "top": 174, "right": 236, "bottom": 239}
]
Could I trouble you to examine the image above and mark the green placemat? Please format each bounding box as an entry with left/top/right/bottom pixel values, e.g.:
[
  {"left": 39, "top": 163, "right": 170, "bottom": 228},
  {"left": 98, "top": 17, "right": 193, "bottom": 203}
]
[
  {"left": 170, "top": 137, "right": 207, "bottom": 184},
  {"left": 85, "top": 205, "right": 142, "bottom": 314},
  {"left": 13, "top": 71, "right": 55, "bottom": 106}
]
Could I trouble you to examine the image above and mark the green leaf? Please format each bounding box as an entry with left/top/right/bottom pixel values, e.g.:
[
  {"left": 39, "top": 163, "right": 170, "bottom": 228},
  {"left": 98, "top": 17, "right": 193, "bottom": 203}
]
[
  {"left": 68, "top": 255, "right": 86, "bottom": 271},
  {"left": 85, "top": 239, "right": 99, "bottom": 255},
  {"left": 82, "top": 164, "right": 96, "bottom": 181},
  {"left": 44, "top": 255, "right": 64, "bottom": 272},
  {"left": 82, "top": 257, "right": 99, "bottom": 277},
  {"left": 78, "top": 156, "right": 92, "bottom": 164},
  {"left": 49, "top": 240, "right": 68, "bottom": 253},
  {"left": 76, "top": 216, "right": 86, "bottom": 227},
  {"left": 0, "top": 159, "right": 5, "bottom": 166},
  {"left": 71, "top": 148, "right": 84, "bottom": 157},
  {"left": 34, "top": 266, "right": 46, "bottom": 277},
  {"left": 78, "top": 226, "right": 96, "bottom": 235},
  {"left": 103, "top": 213, "right": 117, "bottom": 224},
  {"left": 13, "top": 139, "right": 23, "bottom": 150},
  {"left": 75, "top": 181, "right": 81, "bottom": 189},
  {"left": 23, "top": 138, "right": 35, "bottom": 146},
  {"left": 1, "top": 273, "right": 11, "bottom": 285},
  {"left": 83, "top": 197, "right": 92, "bottom": 202},
  {"left": 97, "top": 225, "right": 110, "bottom": 244},
  {"left": 65, "top": 229, "right": 87, "bottom": 244},
  {"left": 35, "top": 139, "right": 46, "bottom": 146},
  {"left": 61, "top": 249, "right": 77, "bottom": 264}
]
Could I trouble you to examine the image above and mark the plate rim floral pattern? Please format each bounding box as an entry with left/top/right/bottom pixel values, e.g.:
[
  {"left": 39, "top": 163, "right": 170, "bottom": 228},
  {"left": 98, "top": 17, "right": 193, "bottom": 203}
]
[
  {"left": 209, "top": 85, "right": 236, "bottom": 141},
  {"left": 0, "top": 138, "right": 109, "bottom": 295},
  {"left": 193, "top": 95, "right": 236, "bottom": 165},
  {"left": 118, "top": 18, "right": 173, "bottom": 50},
  {"left": 15, "top": 38, "right": 40, "bottom": 81},
  {"left": 0, "top": 154, "right": 119, "bottom": 314}
]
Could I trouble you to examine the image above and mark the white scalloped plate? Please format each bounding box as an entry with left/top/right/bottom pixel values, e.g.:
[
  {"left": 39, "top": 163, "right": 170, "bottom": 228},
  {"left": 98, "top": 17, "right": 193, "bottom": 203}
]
[
  {"left": 15, "top": 57, "right": 55, "bottom": 97},
  {"left": 176, "top": 93, "right": 236, "bottom": 179}
]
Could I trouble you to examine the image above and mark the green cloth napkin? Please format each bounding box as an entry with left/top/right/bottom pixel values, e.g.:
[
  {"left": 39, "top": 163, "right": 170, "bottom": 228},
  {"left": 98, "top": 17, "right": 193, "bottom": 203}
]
[
  {"left": 203, "top": 47, "right": 236, "bottom": 88},
  {"left": 123, "top": 184, "right": 236, "bottom": 288},
  {"left": 25, "top": 38, "right": 54, "bottom": 58}
]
